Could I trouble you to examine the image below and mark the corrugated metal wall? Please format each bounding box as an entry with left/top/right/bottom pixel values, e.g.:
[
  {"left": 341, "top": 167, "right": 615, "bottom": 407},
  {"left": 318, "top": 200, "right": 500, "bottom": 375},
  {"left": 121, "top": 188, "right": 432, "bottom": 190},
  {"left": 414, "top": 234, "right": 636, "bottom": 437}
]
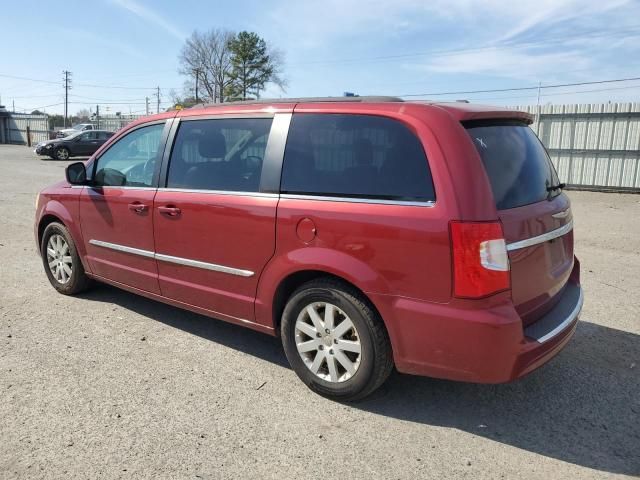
[
  {"left": 516, "top": 103, "right": 640, "bottom": 191},
  {"left": 2, "top": 113, "right": 49, "bottom": 144}
]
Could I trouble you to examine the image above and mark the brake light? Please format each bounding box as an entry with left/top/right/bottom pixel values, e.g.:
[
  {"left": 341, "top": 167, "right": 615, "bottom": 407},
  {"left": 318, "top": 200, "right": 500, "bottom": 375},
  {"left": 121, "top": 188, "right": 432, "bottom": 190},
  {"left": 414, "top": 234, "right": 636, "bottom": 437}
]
[{"left": 450, "top": 221, "right": 510, "bottom": 298}]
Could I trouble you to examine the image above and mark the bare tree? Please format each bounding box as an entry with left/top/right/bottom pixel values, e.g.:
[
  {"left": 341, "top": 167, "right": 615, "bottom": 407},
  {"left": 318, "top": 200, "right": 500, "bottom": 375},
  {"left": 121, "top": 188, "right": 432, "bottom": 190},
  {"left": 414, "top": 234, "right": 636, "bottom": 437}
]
[
  {"left": 179, "top": 29, "right": 235, "bottom": 103},
  {"left": 75, "top": 108, "right": 91, "bottom": 121},
  {"left": 261, "top": 44, "right": 287, "bottom": 98}
]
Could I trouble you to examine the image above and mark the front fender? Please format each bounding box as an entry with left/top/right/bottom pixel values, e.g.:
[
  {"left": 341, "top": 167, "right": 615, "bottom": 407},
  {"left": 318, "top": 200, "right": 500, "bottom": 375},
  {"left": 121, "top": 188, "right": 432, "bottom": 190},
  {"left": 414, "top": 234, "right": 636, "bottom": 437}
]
[
  {"left": 254, "top": 247, "right": 392, "bottom": 329},
  {"left": 37, "top": 193, "right": 91, "bottom": 273}
]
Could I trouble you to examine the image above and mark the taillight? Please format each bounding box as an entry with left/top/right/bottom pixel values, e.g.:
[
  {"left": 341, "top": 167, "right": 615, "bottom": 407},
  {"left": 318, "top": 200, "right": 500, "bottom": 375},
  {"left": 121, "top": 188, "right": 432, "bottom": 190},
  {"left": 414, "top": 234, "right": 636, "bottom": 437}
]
[{"left": 450, "top": 221, "right": 510, "bottom": 298}]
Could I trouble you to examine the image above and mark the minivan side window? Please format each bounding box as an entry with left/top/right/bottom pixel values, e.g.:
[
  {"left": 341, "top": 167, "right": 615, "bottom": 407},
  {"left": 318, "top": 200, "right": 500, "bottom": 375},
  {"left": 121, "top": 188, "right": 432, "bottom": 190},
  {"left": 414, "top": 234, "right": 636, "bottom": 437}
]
[
  {"left": 281, "top": 114, "right": 435, "bottom": 202},
  {"left": 94, "top": 123, "right": 165, "bottom": 187},
  {"left": 166, "top": 118, "right": 273, "bottom": 192}
]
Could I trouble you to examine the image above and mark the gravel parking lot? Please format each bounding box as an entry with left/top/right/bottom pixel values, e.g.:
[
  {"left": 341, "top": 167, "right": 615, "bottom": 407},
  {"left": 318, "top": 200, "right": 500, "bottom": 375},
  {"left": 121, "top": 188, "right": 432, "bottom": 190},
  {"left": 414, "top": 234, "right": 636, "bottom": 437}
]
[{"left": 0, "top": 144, "right": 638, "bottom": 479}]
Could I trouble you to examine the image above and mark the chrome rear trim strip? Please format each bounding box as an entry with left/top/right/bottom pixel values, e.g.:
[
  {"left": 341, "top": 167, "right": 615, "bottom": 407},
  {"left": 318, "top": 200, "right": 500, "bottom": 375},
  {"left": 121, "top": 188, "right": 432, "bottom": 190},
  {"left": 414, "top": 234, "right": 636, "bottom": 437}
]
[
  {"left": 89, "top": 239, "right": 155, "bottom": 258},
  {"left": 280, "top": 194, "right": 435, "bottom": 207},
  {"left": 536, "top": 286, "right": 584, "bottom": 343},
  {"left": 154, "top": 253, "right": 254, "bottom": 277},
  {"left": 89, "top": 239, "right": 254, "bottom": 277},
  {"left": 506, "top": 220, "right": 573, "bottom": 252}
]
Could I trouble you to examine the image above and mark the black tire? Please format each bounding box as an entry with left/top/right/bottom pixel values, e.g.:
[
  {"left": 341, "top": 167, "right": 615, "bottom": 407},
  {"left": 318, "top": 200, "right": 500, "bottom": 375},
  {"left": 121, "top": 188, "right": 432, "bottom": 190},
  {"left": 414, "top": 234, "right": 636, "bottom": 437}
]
[
  {"left": 281, "top": 278, "right": 393, "bottom": 401},
  {"left": 54, "top": 146, "right": 70, "bottom": 160},
  {"left": 41, "top": 222, "right": 92, "bottom": 295}
]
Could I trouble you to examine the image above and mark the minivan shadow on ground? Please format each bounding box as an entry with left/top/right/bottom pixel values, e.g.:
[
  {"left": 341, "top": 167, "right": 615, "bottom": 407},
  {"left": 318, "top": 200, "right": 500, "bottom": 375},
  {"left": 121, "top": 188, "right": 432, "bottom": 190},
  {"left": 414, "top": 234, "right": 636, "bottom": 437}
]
[{"left": 80, "top": 284, "right": 639, "bottom": 476}]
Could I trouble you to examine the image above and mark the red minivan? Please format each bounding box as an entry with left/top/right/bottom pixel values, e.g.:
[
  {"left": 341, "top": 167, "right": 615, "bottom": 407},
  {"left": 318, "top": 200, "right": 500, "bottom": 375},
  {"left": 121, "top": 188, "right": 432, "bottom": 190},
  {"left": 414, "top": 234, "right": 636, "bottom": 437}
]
[{"left": 35, "top": 97, "right": 583, "bottom": 400}]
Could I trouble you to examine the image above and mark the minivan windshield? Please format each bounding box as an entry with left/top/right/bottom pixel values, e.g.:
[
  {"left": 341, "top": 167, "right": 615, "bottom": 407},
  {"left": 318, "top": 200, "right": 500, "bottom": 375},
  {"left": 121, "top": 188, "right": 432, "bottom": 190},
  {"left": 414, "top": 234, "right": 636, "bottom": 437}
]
[{"left": 465, "top": 122, "right": 560, "bottom": 210}]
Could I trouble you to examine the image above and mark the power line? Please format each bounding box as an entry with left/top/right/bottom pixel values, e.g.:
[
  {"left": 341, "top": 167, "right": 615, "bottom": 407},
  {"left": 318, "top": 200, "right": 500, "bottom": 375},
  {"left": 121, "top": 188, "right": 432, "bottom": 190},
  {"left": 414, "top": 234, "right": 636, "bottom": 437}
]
[
  {"left": 70, "top": 93, "right": 149, "bottom": 102},
  {"left": 71, "top": 101, "right": 149, "bottom": 105},
  {"left": 0, "top": 73, "right": 61, "bottom": 85},
  {"left": 0, "top": 73, "right": 179, "bottom": 91},
  {"left": 439, "top": 83, "right": 640, "bottom": 103},
  {"left": 398, "top": 76, "right": 640, "bottom": 98}
]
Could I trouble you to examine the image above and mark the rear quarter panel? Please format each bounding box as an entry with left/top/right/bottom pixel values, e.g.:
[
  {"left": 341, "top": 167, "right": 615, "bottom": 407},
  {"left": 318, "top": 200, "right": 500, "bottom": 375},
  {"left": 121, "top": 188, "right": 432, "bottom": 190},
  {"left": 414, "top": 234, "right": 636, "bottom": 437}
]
[{"left": 255, "top": 103, "right": 483, "bottom": 328}]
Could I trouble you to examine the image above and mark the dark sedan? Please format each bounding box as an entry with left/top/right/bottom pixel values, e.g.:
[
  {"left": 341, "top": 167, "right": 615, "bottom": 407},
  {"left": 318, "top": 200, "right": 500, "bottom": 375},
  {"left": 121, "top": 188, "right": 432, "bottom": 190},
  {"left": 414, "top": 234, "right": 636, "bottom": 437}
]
[{"left": 35, "top": 130, "right": 114, "bottom": 160}]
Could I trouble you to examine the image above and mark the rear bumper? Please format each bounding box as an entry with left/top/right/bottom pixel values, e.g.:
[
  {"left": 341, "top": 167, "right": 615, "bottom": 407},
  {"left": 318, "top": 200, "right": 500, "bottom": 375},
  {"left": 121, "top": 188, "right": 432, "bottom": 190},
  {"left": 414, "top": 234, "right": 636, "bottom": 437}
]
[{"left": 371, "top": 261, "right": 583, "bottom": 383}]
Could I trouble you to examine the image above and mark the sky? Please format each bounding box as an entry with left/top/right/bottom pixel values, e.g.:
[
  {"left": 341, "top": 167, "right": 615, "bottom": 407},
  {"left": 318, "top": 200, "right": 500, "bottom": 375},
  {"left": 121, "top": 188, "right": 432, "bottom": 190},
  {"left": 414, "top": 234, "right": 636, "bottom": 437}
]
[{"left": 1, "top": 0, "right": 640, "bottom": 115}]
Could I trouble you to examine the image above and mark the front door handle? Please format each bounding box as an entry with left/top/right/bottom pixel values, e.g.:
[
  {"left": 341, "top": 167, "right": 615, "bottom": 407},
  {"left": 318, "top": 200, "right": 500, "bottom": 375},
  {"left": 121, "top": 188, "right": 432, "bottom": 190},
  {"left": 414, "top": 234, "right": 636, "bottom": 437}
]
[
  {"left": 128, "top": 202, "right": 148, "bottom": 213},
  {"left": 158, "top": 206, "right": 181, "bottom": 216}
]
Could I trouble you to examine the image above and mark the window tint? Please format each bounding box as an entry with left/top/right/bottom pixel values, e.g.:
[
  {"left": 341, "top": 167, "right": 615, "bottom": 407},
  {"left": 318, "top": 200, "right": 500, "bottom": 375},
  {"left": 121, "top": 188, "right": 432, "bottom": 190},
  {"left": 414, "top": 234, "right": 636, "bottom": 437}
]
[
  {"left": 94, "top": 123, "right": 165, "bottom": 187},
  {"left": 79, "top": 132, "right": 91, "bottom": 141},
  {"left": 167, "top": 117, "right": 273, "bottom": 192},
  {"left": 465, "top": 123, "right": 560, "bottom": 210},
  {"left": 97, "top": 131, "right": 112, "bottom": 140},
  {"left": 281, "top": 114, "right": 435, "bottom": 201}
]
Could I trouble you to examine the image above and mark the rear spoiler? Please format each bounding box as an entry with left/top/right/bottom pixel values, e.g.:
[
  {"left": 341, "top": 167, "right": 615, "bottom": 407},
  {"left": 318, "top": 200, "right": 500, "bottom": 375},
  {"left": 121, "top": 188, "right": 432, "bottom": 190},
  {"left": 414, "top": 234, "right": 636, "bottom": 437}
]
[{"left": 434, "top": 104, "right": 534, "bottom": 125}]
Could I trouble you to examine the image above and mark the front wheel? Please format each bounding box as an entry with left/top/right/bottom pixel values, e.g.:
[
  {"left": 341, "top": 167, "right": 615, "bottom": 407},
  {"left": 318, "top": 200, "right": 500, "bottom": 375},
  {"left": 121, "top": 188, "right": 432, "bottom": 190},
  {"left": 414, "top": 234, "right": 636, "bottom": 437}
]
[
  {"left": 41, "top": 222, "right": 92, "bottom": 295},
  {"left": 281, "top": 278, "right": 393, "bottom": 401},
  {"left": 55, "top": 147, "right": 70, "bottom": 160}
]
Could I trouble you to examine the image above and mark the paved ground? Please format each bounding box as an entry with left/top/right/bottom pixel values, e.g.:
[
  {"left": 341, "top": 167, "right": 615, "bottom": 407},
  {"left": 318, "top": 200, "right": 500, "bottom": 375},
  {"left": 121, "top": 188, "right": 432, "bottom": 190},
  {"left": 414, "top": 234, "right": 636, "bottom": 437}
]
[{"left": 0, "top": 144, "right": 638, "bottom": 479}]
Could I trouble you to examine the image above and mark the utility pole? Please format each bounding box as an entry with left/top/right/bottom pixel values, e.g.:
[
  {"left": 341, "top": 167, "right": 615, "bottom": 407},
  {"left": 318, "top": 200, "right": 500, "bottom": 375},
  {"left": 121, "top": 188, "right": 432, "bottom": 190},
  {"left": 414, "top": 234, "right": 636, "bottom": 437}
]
[
  {"left": 193, "top": 68, "right": 200, "bottom": 103},
  {"left": 535, "top": 81, "right": 542, "bottom": 135},
  {"left": 96, "top": 105, "right": 100, "bottom": 130},
  {"left": 155, "top": 86, "right": 160, "bottom": 114},
  {"left": 12, "top": 100, "right": 15, "bottom": 112},
  {"left": 145, "top": 96, "right": 150, "bottom": 115},
  {"left": 63, "top": 70, "right": 72, "bottom": 128}
]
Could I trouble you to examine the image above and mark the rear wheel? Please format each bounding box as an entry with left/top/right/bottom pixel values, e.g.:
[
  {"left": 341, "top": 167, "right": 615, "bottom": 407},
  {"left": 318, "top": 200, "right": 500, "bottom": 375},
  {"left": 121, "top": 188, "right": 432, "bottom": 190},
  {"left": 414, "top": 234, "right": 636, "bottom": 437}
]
[
  {"left": 281, "top": 278, "right": 393, "bottom": 401},
  {"left": 55, "top": 147, "right": 70, "bottom": 160},
  {"left": 41, "top": 222, "right": 91, "bottom": 295}
]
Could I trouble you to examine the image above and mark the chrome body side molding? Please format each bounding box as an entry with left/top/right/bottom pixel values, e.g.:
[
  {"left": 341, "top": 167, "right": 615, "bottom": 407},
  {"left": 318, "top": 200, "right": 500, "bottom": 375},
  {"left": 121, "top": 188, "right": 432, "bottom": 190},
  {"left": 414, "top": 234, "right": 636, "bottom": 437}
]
[
  {"left": 89, "top": 239, "right": 254, "bottom": 277},
  {"left": 154, "top": 253, "right": 254, "bottom": 277},
  {"left": 89, "top": 239, "right": 155, "bottom": 258}
]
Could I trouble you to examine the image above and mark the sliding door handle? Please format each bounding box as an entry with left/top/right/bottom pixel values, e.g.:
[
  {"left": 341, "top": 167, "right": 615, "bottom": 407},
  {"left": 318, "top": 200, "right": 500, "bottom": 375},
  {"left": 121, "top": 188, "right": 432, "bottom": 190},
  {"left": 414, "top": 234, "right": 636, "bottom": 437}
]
[
  {"left": 158, "top": 206, "right": 181, "bottom": 216},
  {"left": 128, "top": 202, "right": 148, "bottom": 213}
]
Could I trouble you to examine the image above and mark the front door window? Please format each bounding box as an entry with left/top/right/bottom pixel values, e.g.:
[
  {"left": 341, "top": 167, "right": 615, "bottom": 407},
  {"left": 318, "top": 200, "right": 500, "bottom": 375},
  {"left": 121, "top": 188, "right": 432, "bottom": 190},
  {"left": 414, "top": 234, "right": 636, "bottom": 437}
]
[{"left": 94, "top": 123, "right": 165, "bottom": 187}]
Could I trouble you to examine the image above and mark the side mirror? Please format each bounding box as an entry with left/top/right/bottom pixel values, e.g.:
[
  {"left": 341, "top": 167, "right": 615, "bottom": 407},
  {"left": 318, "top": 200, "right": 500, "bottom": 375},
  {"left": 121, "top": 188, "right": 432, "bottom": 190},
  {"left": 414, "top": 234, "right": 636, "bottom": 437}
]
[{"left": 65, "top": 162, "right": 87, "bottom": 185}]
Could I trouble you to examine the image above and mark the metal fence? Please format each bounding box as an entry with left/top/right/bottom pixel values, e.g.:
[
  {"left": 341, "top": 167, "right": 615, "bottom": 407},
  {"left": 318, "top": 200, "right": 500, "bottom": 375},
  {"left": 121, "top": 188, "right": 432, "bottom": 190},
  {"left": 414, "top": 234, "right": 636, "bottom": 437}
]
[
  {"left": 0, "top": 113, "right": 49, "bottom": 145},
  {"left": 516, "top": 103, "right": 640, "bottom": 192},
  {"left": 95, "top": 114, "right": 143, "bottom": 133}
]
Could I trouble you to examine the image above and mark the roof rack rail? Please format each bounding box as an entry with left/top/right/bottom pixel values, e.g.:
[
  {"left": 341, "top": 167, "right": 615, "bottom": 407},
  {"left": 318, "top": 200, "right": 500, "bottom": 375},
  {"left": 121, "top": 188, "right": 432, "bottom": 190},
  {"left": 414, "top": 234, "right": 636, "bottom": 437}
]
[{"left": 189, "top": 96, "right": 404, "bottom": 109}]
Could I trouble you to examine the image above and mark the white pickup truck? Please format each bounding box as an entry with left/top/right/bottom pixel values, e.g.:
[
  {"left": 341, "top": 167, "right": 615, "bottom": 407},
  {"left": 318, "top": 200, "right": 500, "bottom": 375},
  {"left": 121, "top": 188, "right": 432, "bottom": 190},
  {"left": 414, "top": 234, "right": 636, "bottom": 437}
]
[{"left": 56, "top": 123, "right": 96, "bottom": 138}]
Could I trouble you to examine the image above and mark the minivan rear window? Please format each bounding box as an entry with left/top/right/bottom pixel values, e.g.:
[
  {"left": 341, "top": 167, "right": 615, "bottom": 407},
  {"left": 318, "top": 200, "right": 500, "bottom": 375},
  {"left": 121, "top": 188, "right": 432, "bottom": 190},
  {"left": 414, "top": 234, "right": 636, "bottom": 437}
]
[
  {"left": 465, "top": 122, "right": 560, "bottom": 210},
  {"left": 281, "top": 114, "right": 435, "bottom": 202}
]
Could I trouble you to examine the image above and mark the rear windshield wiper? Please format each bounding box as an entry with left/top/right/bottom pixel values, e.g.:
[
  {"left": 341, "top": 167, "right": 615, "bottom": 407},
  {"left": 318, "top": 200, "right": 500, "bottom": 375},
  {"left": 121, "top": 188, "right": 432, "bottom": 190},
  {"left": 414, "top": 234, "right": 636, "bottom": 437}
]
[{"left": 546, "top": 182, "right": 566, "bottom": 192}]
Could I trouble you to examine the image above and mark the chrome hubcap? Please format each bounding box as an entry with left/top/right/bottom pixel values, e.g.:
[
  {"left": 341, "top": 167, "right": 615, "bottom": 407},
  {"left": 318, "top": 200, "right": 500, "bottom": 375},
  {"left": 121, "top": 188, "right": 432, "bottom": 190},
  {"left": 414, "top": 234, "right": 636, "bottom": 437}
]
[
  {"left": 57, "top": 149, "right": 68, "bottom": 160},
  {"left": 46, "top": 234, "right": 72, "bottom": 284},
  {"left": 295, "top": 302, "right": 362, "bottom": 383}
]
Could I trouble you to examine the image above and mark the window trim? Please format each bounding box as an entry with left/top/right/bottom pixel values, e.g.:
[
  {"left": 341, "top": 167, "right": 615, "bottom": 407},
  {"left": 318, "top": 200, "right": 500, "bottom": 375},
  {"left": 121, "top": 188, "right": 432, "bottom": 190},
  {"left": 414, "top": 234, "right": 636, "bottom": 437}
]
[
  {"left": 278, "top": 112, "right": 436, "bottom": 203},
  {"left": 159, "top": 114, "right": 285, "bottom": 194},
  {"left": 90, "top": 119, "right": 172, "bottom": 189},
  {"left": 280, "top": 193, "right": 435, "bottom": 207}
]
